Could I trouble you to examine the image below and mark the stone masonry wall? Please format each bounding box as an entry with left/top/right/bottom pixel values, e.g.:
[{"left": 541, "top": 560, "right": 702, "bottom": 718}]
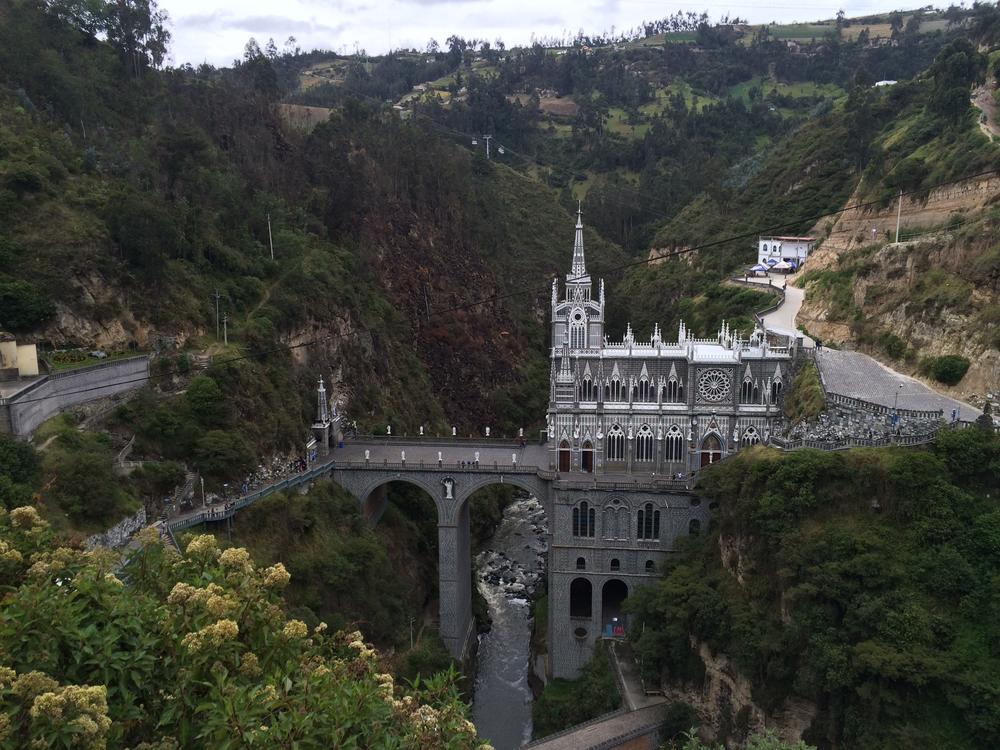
[{"left": 2, "top": 356, "right": 149, "bottom": 438}]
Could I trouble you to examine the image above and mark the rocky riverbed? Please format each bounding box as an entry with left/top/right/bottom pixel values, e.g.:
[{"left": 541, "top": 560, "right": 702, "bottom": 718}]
[{"left": 472, "top": 495, "right": 548, "bottom": 750}]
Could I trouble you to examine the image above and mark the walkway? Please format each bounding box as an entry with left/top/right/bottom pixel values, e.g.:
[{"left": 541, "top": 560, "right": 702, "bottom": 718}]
[
  {"left": 973, "top": 84, "right": 1000, "bottom": 140},
  {"left": 609, "top": 641, "right": 665, "bottom": 712},
  {"left": 524, "top": 704, "right": 669, "bottom": 750},
  {"left": 816, "top": 349, "right": 981, "bottom": 419}
]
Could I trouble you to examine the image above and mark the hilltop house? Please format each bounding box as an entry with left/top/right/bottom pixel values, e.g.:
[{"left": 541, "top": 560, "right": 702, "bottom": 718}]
[{"left": 757, "top": 235, "right": 815, "bottom": 269}]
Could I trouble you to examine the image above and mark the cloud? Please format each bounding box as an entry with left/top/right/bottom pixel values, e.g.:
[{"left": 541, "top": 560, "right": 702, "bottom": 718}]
[{"left": 174, "top": 11, "right": 346, "bottom": 36}]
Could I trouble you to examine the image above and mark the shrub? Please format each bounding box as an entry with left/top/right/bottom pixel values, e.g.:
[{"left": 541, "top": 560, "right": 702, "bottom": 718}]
[
  {"left": 882, "top": 332, "right": 907, "bottom": 360},
  {"left": 919, "top": 354, "right": 971, "bottom": 385},
  {"left": 0, "top": 520, "right": 480, "bottom": 748}
]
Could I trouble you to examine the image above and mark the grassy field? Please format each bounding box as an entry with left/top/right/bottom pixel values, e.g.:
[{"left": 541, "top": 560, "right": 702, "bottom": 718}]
[{"left": 636, "top": 81, "right": 717, "bottom": 120}]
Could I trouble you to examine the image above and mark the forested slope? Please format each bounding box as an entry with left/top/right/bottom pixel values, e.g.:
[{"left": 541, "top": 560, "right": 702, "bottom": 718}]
[{"left": 630, "top": 427, "right": 1000, "bottom": 749}]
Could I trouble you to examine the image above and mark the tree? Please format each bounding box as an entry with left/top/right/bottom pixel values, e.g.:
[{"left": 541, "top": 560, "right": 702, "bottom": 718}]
[
  {"left": 0, "top": 434, "right": 38, "bottom": 487},
  {"left": 102, "top": 0, "right": 171, "bottom": 77},
  {"left": 889, "top": 11, "right": 904, "bottom": 38},
  {"left": 186, "top": 375, "right": 225, "bottom": 427},
  {"left": 194, "top": 430, "right": 254, "bottom": 483},
  {"left": 977, "top": 402, "right": 996, "bottom": 433},
  {"left": 240, "top": 37, "right": 280, "bottom": 97},
  {"left": 44, "top": 445, "right": 131, "bottom": 524},
  {"left": 926, "top": 37, "right": 986, "bottom": 122},
  {"left": 0, "top": 280, "right": 55, "bottom": 331}
]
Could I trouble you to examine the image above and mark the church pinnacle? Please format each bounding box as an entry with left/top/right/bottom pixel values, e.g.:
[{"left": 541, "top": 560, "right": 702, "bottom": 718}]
[{"left": 571, "top": 201, "right": 586, "bottom": 278}]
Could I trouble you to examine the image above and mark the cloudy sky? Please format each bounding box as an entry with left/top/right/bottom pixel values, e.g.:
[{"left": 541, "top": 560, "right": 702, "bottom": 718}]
[{"left": 162, "top": 0, "right": 918, "bottom": 67}]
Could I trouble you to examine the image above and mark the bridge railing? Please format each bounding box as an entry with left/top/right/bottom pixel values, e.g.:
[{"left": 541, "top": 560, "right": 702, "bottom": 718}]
[
  {"left": 346, "top": 434, "right": 534, "bottom": 444},
  {"left": 332, "top": 460, "right": 542, "bottom": 474},
  {"left": 825, "top": 391, "right": 945, "bottom": 420},
  {"left": 769, "top": 431, "right": 939, "bottom": 451}
]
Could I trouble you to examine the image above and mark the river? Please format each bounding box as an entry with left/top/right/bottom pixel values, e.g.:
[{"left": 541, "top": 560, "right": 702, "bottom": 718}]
[{"left": 472, "top": 495, "right": 549, "bottom": 750}]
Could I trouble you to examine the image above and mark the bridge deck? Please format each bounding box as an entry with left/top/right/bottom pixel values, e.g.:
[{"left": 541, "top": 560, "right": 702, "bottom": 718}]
[
  {"left": 335, "top": 439, "right": 549, "bottom": 467},
  {"left": 157, "top": 438, "right": 696, "bottom": 538}
]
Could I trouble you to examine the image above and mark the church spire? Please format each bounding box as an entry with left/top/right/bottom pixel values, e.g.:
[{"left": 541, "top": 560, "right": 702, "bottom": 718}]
[{"left": 571, "top": 201, "right": 586, "bottom": 278}]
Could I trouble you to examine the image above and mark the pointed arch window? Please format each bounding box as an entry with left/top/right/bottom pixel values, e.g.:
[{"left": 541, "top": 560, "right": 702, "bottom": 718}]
[
  {"left": 741, "top": 377, "right": 754, "bottom": 404},
  {"left": 665, "top": 425, "right": 684, "bottom": 462},
  {"left": 771, "top": 379, "right": 783, "bottom": 404},
  {"left": 606, "top": 424, "right": 625, "bottom": 462},
  {"left": 637, "top": 502, "right": 661, "bottom": 540},
  {"left": 638, "top": 377, "right": 650, "bottom": 402},
  {"left": 580, "top": 377, "right": 595, "bottom": 402},
  {"left": 610, "top": 377, "right": 623, "bottom": 402},
  {"left": 572, "top": 501, "right": 595, "bottom": 538},
  {"left": 664, "top": 377, "right": 679, "bottom": 403},
  {"left": 602, "top": 499, "right": 630, "bottom": 541},
  {"left": 635, "top": 424, "right": 654, "bottom": 462},
  {"left": 741, "top": 427, "right": 761, "bottom": 447},
  {"left": 570, "top": 322, "right": 586, "bottom": 349}
]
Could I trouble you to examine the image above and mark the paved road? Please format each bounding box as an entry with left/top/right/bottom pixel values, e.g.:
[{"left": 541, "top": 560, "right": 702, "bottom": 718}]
[
  {"left": 816, "top": 349, "right": 981, "bottom": 418},
  {"left": 743, "top": 274, "right": 814, "bottom": 346},
  {"left": 741, "top": 274, "right": 980, "bottom": 419},
  {"left": 973, "top": 84, "right": 1000, "bottom": 139}
]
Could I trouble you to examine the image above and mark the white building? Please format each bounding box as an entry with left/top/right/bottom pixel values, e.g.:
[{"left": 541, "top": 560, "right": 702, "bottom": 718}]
[{"left": 757, "top": 236, "right": 815, "bottom": 268}]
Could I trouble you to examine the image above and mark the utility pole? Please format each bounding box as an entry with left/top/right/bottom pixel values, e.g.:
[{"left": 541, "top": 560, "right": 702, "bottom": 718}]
[
  {"left": 213, "top": 290, "right": 221, "bottom": 340},
  {"left": 222, "top": 312, "right": 228, "bottom": 346},
  {"left": 267, "top": 212, "right": 274, "bottom": 261},
  {"left": 483, "top": 134, "right": 492, "bottom": 159},
  {"left": 894, "top": 188, "right": 903, "bottom": 243}
]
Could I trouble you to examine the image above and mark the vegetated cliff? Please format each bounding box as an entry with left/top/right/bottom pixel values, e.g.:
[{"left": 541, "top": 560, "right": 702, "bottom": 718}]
[
  {"left": 629, "top": 435, "right": 1000, "bottom": 750},
  {"left": 0, "top": 1, "right": 627, "bottom": 449}
]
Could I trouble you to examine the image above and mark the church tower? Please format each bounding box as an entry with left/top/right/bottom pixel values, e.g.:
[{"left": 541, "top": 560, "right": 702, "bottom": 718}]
[{"left": 550, "top": 206, "right": 605, "bottom": 357}]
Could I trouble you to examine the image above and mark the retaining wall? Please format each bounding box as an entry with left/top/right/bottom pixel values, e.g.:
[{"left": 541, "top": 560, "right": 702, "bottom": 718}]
[{"left": 0, "top": 356, "right": 149, "bottom": 438}]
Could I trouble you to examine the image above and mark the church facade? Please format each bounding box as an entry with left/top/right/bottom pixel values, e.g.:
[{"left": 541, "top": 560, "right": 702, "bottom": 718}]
[
  {"left": 545, "top": 211, "right": 801, "bottom": 677},
  {"left": 547, "top": 209, "right": 796, "bottom": 476}
]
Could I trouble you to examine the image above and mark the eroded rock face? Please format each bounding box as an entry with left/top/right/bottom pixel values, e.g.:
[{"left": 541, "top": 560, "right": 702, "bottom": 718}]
[
  {"left": 660, "top": 640, "right": 817, "bottom": 748},
  {"left": 798, "top": 177, "right": 1000, "bottom": 405},
  {"left": 718, "top": 533, "right": 752, "bottom": 589}
]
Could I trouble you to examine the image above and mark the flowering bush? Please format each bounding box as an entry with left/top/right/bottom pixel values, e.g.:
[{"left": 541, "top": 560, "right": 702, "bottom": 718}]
[{"left": 0, "top": 510, "right": 487, "bottom": 749}]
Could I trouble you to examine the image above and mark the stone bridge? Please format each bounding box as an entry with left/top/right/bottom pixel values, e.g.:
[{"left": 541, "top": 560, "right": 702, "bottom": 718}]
[{"left": 329, "top": 439, "right": 553, "bottom": 658}]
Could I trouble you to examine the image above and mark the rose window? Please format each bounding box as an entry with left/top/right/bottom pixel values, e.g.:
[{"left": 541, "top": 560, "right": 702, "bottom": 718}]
[{"left": 697, "top": 369, "right": 731, "bottom": 402}]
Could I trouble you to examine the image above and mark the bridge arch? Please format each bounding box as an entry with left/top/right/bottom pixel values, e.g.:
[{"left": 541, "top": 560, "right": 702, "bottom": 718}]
[{"left": 326, "top": 464, "right": 551, "bottom": 662}]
